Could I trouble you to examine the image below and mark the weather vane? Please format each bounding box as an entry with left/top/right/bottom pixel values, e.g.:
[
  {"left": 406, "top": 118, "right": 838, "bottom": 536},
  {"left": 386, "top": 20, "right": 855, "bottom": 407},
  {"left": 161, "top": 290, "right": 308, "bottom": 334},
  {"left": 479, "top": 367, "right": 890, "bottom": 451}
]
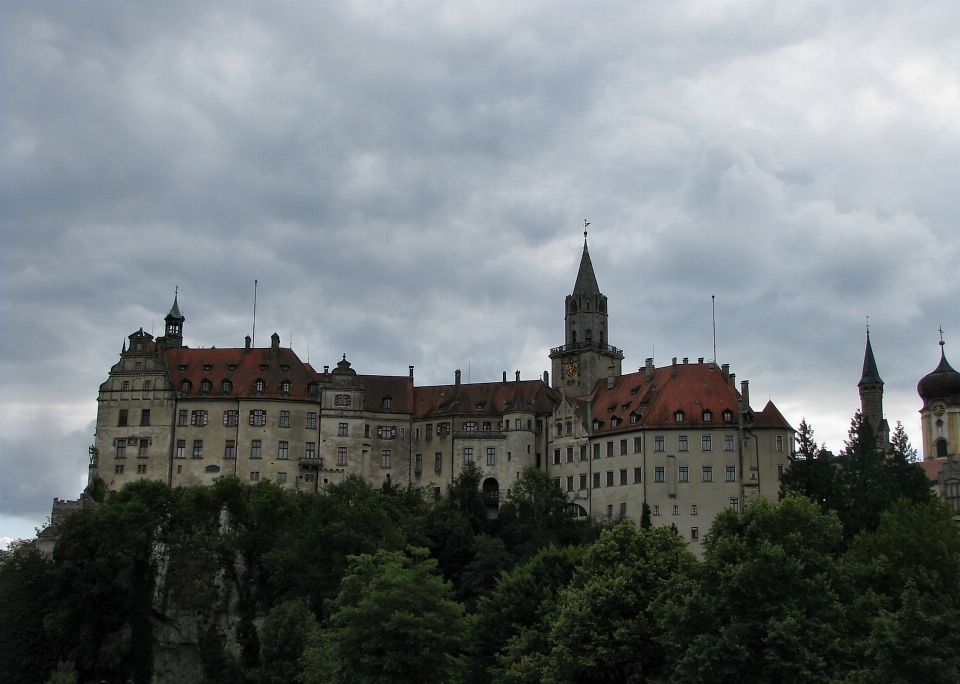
[
  {"left": 583, "top": 219, "right": 590, "bottom": 238},
  {"left": 866, "top": 315, "right": 869, "bottom": 336},
  {"left": 940, "top": 326, "right": 945, "bottom": 347}
]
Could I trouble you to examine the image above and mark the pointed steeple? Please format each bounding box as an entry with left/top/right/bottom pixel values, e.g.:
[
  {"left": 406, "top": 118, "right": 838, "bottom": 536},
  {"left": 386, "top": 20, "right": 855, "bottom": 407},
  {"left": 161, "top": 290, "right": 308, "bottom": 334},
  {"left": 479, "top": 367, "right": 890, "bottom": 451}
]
[
  {"left": 859, "top": 332, "right": 883, "bottom": 387},
  {"left": 167, "top": 292, "right": 184, "bottom": 321},
  {"left": 573, "top": 235, "right": 600, "bottom": 295},
  {"left": 163, "top": 289, "right": 185, "bottom": 348}
]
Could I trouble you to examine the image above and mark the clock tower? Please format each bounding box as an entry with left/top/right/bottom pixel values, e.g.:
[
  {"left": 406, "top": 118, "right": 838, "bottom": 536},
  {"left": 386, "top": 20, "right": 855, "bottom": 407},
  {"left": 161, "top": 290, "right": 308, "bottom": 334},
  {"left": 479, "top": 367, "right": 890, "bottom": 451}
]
[{"left": 549, "top": 233, "right": 623, "bottom": 396}]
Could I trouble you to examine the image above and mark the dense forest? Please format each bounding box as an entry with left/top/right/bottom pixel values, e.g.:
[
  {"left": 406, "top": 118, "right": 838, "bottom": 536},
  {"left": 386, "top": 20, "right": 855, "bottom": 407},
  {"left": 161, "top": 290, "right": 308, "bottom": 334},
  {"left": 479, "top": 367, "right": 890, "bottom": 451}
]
[{"left": 2, "top": 413, "right": 959, "bottom": 684}]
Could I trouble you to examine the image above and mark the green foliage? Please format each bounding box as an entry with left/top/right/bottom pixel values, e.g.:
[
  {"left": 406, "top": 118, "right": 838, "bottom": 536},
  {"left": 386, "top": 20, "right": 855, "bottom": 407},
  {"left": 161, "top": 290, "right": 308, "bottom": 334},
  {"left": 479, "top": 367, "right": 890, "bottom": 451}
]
[
  {"left": 44, "top": 661, "right": 77, "bottom": 684},
  {"left": 258, "top": 600, "right": 319, "bottom": 684},
  {"left": 321, "top": 547, "right": 465, "bottom": 684},
  {"left": 87, "top": 475, "right": 107, "bottom": 504},
  {"left": 0, "top": 544, "right": 58, "bottom": 684},
  {"left": 780, "top": 418, "right": 839, "bottom": 511},
  {"left": 498, "top": 467, "right": 581, "bottom": 561}
]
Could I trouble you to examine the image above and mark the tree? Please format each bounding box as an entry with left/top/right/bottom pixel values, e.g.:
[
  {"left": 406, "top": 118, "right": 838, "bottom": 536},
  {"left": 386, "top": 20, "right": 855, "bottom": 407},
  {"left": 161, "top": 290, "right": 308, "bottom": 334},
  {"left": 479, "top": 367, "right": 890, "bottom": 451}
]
[
  {"left": 780, "top": 418, "right": 838, "bottom": 511},
  {"left": 448, "top": 461, "right": 487, "bottom": 532},
  {"left": 0, "top": 544, "right": 58, "bottom": 684},
  {"left": 498, "top": 466, "right": 580, "bottom": 560},
  {"left": 320, "top": 547, "right": 464, "bottom": 684},
  {"left": 542, "top": 522, "right": 690, "bottom": 684},
  {"left": 258, "top": 601, "right": 319, "bottom": 684}
]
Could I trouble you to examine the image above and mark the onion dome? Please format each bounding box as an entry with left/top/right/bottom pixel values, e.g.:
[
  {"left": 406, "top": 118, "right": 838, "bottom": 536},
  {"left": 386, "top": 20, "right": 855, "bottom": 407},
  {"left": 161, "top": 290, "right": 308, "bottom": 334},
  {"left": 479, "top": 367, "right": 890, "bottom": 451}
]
[{"left": 918, "top": 344, "right": 960, "bottom": 405}]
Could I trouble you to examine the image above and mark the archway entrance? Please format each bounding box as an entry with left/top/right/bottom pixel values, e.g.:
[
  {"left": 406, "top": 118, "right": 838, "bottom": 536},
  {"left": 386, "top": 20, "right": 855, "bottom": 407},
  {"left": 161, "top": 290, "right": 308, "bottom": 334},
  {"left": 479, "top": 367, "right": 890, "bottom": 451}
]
[{"left": 482, "top": 478, "right": 500, "bottom": 518}]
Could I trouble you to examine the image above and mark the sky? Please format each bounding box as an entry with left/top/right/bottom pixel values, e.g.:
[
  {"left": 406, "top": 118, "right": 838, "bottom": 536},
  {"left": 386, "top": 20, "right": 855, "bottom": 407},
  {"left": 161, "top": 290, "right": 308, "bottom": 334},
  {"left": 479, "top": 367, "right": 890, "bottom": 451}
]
[{"left": 2, "top": 0, "right": 959, "bottom": 546}]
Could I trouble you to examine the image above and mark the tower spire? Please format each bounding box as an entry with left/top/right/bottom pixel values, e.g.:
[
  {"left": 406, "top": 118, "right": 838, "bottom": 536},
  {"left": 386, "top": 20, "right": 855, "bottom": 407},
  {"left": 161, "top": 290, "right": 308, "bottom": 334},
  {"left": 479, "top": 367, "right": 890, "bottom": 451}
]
[
  {"left": 859, "top": 329, "right": 882, "bottom": 386},
  {"left": 573, "top": 229, "right": 600, "bottom": 295}
]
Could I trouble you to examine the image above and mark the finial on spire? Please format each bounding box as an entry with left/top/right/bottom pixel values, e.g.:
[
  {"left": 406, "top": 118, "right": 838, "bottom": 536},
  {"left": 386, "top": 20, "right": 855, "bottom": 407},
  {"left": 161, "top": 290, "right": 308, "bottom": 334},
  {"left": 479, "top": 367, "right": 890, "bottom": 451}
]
[
  {"left": 939, "top": 326, "right": 945, "bottom": 347},
  {"left": 583, "top": 220, "right": 590, "bottom": 240},
  {"left": 866, "top": 315, "right": 870, "bottom": 337}
]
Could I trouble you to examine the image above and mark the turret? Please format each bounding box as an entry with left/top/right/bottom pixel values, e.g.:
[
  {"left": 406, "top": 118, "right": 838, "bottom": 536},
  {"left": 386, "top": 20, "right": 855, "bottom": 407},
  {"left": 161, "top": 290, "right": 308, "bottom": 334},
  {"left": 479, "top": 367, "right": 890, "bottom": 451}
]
[
  {"left": 858, "top": 331, "right": 888, "bottom": 445},
  {"left": 163, "top": 292, "right": 185, "bottom": 349}
]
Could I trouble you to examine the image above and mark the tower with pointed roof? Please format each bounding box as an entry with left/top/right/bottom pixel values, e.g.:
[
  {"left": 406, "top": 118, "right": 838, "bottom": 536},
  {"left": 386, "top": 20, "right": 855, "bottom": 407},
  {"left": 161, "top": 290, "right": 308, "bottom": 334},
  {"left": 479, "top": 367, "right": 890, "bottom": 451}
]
[
  {"left": 549, "top": 233, "right": 623, "bottom": 396},
  {"left": 918, "top": 335, "right": 960, "bottom": 460},
  {"left": 859, "top": 331, "right": 889, "bottom": 445},
  {"left": 162, "top": 292, "right": 185, "bottom": 349}
]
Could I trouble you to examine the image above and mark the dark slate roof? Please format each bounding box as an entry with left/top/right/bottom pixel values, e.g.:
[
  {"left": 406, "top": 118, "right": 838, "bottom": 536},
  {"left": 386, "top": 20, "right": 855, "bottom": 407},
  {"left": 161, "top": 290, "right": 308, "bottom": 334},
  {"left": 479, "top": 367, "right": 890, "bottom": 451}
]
[
  {"left": 918, "top": 347, "right": 960, "bottom": 403},
  {"left": 572, "top": 239, "right": 600, "bottom": 295},
  {"left": 166, "top": 294, "right": 184, "bottom": 321},
  {"left": 859, "top": 334, "right": 883, "bottom": 386}
]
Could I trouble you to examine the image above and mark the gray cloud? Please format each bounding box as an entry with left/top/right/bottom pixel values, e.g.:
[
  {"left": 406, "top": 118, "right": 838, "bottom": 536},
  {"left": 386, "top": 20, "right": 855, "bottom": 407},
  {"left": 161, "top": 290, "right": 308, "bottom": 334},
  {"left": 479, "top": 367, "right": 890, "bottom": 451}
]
[{"left": 3, "top": 0, "right": 959, "bottom": 532}]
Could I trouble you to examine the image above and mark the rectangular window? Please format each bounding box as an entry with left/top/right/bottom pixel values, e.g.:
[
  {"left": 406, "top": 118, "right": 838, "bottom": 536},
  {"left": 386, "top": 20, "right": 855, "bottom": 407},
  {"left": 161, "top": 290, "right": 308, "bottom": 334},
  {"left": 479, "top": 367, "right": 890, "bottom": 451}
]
[
  {"left": 278, "top": 441, "right": 289, "bottom": 460},
  {"left": 435, "top": 453, "right": 443, "bottom": 473},
  {"left": 377, "top": 426, "right": 397, "bottom": 439},
  {"left": 336, "top": 422, "right": 348, "bottom": 437},
  {"left": 115, "top": 464, "right": 125, "bottom": 474},
  {"left": 334, "top": 394, "right": 351, "bottom": 406},
  {"left": 224, "top": 410, "right": 238, "bottom": 427},
  {"left": 192, "top": 440, "right": 203, "bottom": 458},
  {"left": 277, "top": 472, "right": 287, "bottom": 483},
  {"left": 678, "top": 466, "right": 689, "bottom": 482},
  {"left": 251, "top": 440, "right": 262, "bottom": 459},
  {"left": 778, "top": 464, "right": 784, "bottom": 480},
  {"left": 177, "top": 465, "right": 182, "bottom": 474},
  {"left": 634, "top": 467, "right": 642, "bottom": 483},
  {"left": 337, "top": 447, "right": 347, "bottom": 466},
  {"left": 691, "top": 527, "right": 699, "bottom": 541},
  {"left": 191, "top": 410, "right": 208, "bottom": 427},
  {"left": 580, "top": 445, "right": 588, "bottom": 461},
  {"left": 487, "top": 447, "right": 496, "bottom": 466},
  {"left": 250, "top": 471, "right": 260, "bottom": 481},
  {"left": 702, "top": 435, "right": 712, "bottom": 451},
  {"left": 653, "top": 505, "right": 660, "bottom": 516},
  {"left": 224, "top": 440, "right": 236, "bottom": 459},
  {"left": 426, "top": 423, "right": 433, "bottom": 438},
  {"left": 730, "top": 497, "right": 739, "bottom": 512},
  {"left": 135, "top": 361, "right": 143, "bottom": 371},
  {"left": 606, "top": 471, "right": 614, "bottom": 487},
  {"left": 620, "top": 502, "right": 627, "bottom": 517},
  {"left": 567, "top": 447, "right": 574, "bottom": 463},
  {"left": 515, "top": 419, "right": 522, "bottom": 430},
  {"left": 279, "top": 411, "right": 291, "bottom": 428},
  {"left": 654, "top": 436, "right": 664, "bottom": 452},
  {"left": 249, "top": 410, "right": 266, "bottom": 427},
  {"left": 672, "top": 505, "right": 679, "bottom": 516},
  {"left": 703, "top": 466, "right": 713, "bottom": 482},
  {"left": 607, "top": 442, "right": 614, "bottom": 458},
  {"left": 566, "top": 476, "right": 574, "bottom": 492},
  {"left": 691, "top": 505, "right": 698, "bottom": 515},
  {"left": 678, "top": 435, "right": 688, "bottom": 451},
  {"left": 122, "top": 381, "right": 130, "bottom": 391},
  {"left": 381, "top": 450, "right": 391, "bottom": 468},
  {"left": 655, "top": 466, "right": 665, "bottom": 482},
  {"left": 304, "top": 473, "right": 315, "bottom": 483},
  {"left": 463, "top": 448, "right": 473, "bottom": 463},
  {"left": 144, "top": 380, "right": 152, "bottom": 391},
  {"left": 579, "top": 474, "right": 587, "bottom": 490},
  {"left": 176, "top": 440, "right": 186, "bottom": 459},
  {"left": 482, "top": 421, "right": 491, "bottom": 431},
  {"left": 726, "top": 466, "right": 737, "bottom": 481},
  {"left": 304, "top": 442, "right": 316, "bottom": 459},
  {"left": 178, "top": 409, "right": 188, "bottom": 426},
  {"left": 118, "top": 409, "right": 128, "bottom": 427},
  {"left": 438, "top": 423, "right": 450, "bottom": 436},
  {"left": 463, "top": 421, "right": 477, "bottom": 431},
  {"left": 116, "top": 442, "right": 126, "bottom": 459},
  {"left": 554, "top": 449, "right": 561, "bottom": 465},
  {"left": 620, "top": 469, "right": 628, "bottom": 485},
  {"left": 724, "top": 434, "right": 735, "bottom": 451},
  {"left": 554, "top": 477, "right": 562, "bottom": 489},
  {"left": 306, "top": 412, "right": 317, "bottom": 429},
  {"left": 607, "top": 504, "right": 614, "bottom": 517},
  {"left": 634, "top": 436, "right": 642, "bottom": 453},
  {"left": 415, "top": 454, "right": 423, "bottom": 473},
  {"left": 593, "top": 472, "right": 601, "bottom": 489},
  {"left": 593, "top": 444, "right": 601, "bottom": 459},
  {"left": 620, "top": 439, "right": 628, "bottom": 455},
  {"left": 140, "top": 409, "right": 151, "bottom": 426},
  {"left": 776, "top": 435, "right": 784, "bottom": 452}
]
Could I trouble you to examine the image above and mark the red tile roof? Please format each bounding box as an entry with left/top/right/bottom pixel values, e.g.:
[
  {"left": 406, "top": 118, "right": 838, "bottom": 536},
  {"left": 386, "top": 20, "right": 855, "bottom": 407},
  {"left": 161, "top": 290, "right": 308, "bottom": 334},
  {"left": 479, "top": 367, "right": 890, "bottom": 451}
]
[
  {"left": 919, "top": 458, "right": 947, "bottom": 483},
  {"left": 413, "top": 380, "right": 560, "bottom": 419}
]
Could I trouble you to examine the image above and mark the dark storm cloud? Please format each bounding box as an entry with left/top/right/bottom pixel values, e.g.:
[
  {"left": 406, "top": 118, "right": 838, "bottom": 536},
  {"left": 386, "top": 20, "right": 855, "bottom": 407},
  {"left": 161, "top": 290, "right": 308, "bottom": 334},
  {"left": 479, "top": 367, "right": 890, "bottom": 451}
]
[{"left": 3, "top": 1, "right": 959, "bottom": 536}]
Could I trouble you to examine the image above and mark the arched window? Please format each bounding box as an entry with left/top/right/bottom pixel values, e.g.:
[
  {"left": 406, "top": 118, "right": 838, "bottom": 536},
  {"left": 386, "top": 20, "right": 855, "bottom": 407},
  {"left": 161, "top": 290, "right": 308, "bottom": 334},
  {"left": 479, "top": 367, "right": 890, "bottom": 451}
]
[
  {"left": 569, "top": 300, "right": 577, "bottom": 313},
  {"left": 571, "top": 330, "right": 577, "bottom": 343},
  {"left": 200, "top": 379, "right": 212, "bottom": 395},
  {"left": 937, "top": 439, "right": 949, "bottom": 458},
  {"left": 566, "top": 421, "right": 572, "bottom": 435},
  {"left": 254, "top": 379, "right": 266, "bottom": 395},
  {"left": 585, "top": 329, "right": 593, "bottom": 342},
  {"left": 556, "top": 423, "right": 563, "bottom": 437},
  {"left": 599, "top": 300, "right": 606, "bottom": 313},
  {"left": 280, "top": 380, "right": 291, "bottom": 396},
  {"left": 221, "top": 379, "right": 232, "bottom": 395}
]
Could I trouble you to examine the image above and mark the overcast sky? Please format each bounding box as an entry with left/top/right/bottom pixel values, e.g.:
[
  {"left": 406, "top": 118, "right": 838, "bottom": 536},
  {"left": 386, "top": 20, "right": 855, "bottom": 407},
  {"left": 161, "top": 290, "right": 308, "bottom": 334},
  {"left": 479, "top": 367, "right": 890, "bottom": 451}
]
[{"left": 3, "top": 0, "right": 959, "bottom": 545}]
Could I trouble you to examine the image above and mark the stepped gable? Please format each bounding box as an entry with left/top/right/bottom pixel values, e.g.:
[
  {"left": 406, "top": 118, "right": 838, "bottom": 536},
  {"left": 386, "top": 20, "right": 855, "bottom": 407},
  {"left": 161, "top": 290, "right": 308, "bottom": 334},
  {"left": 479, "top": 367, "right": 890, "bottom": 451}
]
[
  {"left": 164, "top": 346, "right": 318, "bottom": 401},
  {"left": 360, "top": 375, "right": 415, "bottom": 413},
  {"left": 754, "top": 400, "right": 792, "bottom": 429},
  {"left": 414, "top": 380, "right": 560, "bottom": 419},
  {"left": 586, "top": 363, "right": 743, "bottom": 436}
]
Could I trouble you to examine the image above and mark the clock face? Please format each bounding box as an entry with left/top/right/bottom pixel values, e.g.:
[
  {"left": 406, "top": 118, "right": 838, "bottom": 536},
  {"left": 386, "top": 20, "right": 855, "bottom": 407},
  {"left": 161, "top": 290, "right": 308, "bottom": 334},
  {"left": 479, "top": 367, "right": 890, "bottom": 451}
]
[
  {"left": 564, "top": 361, "right": 579, "bottom": 379},
  {"left": 932, "top": 402, "right": 947, "bottom": 417}
]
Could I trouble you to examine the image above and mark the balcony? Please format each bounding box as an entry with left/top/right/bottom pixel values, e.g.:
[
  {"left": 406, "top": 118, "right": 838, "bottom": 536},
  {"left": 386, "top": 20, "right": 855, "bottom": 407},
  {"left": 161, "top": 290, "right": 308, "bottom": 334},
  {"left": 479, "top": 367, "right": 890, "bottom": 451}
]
[{"left": 549, "top": 341, "right": 624, "bottom": 358}]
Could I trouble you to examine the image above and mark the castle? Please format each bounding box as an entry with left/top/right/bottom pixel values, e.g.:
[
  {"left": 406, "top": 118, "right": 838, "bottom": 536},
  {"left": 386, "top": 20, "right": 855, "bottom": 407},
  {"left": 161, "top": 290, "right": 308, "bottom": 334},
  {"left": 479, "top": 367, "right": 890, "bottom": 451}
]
[{"left": 87, "top": 237, "right": 796, "bottom": 545}]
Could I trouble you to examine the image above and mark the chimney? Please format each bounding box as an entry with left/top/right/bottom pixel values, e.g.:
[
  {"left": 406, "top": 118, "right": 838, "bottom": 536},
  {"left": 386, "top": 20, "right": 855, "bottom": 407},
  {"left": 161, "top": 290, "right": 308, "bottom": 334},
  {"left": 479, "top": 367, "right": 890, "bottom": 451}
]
[
  {"left": 645, "top": 357, "right": 654, "bottom": 383},
  {"left": 503, "top": 371, "right": 507, "bottom": 383},
  {"left": 740, "top": 380, "right": 750, "bottom": 411},
  {"left": 515, "top": 370, "right": 520, "bottom": 382},
  {"left": 607, "top": 366, "right": 615, "bottom": 390},
  {"left": 721, "top": 364, "right": 730, "bottom": 382},
  {"left": 324, "top": 365, "right": 329, "bottom": 374},
  {"left": 729, "top": 372, "right": 736, "bottom": 388},
  {"left": 455, "top": 369, "right": 461, "bottom": 392},
  {"left": 683, "top": 357, "right": 689, "bottom": 364},
  {"left": 698, "top": 357, "right": 704, "bottom": 364},
  {"left": 270, "top": 332, "right": 280, "bottom": 361},
  {"left": 672, "top": 357, "right": 678, "bottom": 377},
  {"left": 244, "top": 335, "right": 251, "bottom": 353},
  {"left": 409, "top": 365, "right": 414, "bottom": 381},
  {"left": 543, "top": 370, "right": 549, "bottom": 385}
]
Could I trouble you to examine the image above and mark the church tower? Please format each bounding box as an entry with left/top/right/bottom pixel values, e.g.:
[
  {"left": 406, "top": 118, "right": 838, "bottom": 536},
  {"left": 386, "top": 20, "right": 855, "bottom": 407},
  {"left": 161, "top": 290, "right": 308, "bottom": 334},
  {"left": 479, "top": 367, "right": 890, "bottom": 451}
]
[
  {"left": 161, "top": 292, "right": 185, "bottom": 349},
  {"left": 549, "top": 233, "right": 623, "bottom": 396},
  {"left": 859, "top": 331, "right": 889, "bottom": 445}
]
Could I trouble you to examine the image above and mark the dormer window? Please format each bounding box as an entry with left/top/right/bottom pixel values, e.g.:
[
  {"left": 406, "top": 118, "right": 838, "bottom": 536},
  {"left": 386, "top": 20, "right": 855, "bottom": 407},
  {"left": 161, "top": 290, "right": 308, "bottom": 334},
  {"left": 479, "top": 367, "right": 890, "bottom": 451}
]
[
  {"left": 203, "top": 364, "right": 213, "bottom": 371},
  {"left": 254, "top": 379, "right": 266, "bottom": 395},
  {"left": 179, "top": 364, "right": 187, "bottom": 372},
  {"left": 722, "top": 409, "right": 733, "bottom": 423},
  {"left": 382, "top": 397, "right": 392, "bottom": 411},
  {"left": 675, "top": 410, "right": 685, "bottom": 423},
  {"left": 611, "top": 416, "right": 621, "bottom": 427},
  {"left": 702, "top": 410, "right": 713, "bottom": 423},
  {"left": 630, "top": 412, "right": 640, "bottom": 424},
  {"left": 228, "top": 364, "right": 237, "bottom": 371},
  {"left": 180, "top": 379, "right": 191, "bottom": 394},
  {"left": 200, "top": 379, "right": 212, "bottom": 395},
  {"left": 221, "top": 379, "right": 232, "bottom": 395},
  {"left": 307, "top": 382, "right": 318, "bottom": 398},
  {"left": 592, "top": 419, "right": 603, "bottom": 431},
  {"left": 281, "top": 364, "right": 290, "bottom": 372},
  {"left": 280, "top": 380, "right": 291, "bottom": 396},
  {"left": 260, "top": 364, "right": 269, "bottom": 371}
]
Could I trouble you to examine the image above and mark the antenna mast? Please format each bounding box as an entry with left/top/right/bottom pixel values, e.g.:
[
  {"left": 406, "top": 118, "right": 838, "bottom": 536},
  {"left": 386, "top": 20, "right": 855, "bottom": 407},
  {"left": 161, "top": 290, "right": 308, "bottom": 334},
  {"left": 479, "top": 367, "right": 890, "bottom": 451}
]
[
  {"left": 252, "top": 279, "right": 258, "bottom": 347},
  {"left": 712, "top": 295, "right": 717, "bottom": 363}
]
